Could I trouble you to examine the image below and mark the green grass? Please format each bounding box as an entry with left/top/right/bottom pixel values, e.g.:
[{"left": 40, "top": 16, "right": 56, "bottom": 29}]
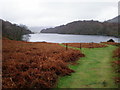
[{"left": 57, "top": 44, "right": 118, "bottom": 88}]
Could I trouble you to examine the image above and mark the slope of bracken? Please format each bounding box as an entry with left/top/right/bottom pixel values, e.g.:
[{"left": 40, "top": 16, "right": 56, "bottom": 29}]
[
  {"left": 63, "top": 43, "right": 107, "bottom": 48},
  {"left": 112, "top": 47, "right": 120, "bottom": 85},
  {"left": 2, "top": 38, "right": 85, "bottom": 88}
]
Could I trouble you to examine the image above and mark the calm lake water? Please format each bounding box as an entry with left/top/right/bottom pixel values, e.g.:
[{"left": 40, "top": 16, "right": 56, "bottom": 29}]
[{"left": 23, "top": 33, "right": 119, "bottom": 43}]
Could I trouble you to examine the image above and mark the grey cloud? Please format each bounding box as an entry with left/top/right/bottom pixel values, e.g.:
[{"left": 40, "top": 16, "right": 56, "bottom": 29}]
[{"left": 0, "top": 0, "right": 119, "bottom": 27}]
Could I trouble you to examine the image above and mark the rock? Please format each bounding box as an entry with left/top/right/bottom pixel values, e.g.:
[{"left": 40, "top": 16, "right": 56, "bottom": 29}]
[{"left": 107, "top": 39, "right": 115, "bottom": 42}]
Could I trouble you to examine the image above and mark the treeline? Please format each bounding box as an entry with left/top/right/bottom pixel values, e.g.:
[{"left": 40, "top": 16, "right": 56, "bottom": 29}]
[
  {"left": 41, "top": 20, "right": 119, "bottom": 37},
  {"left": 1, "top": 19, "right": 33, "bottom": 41}
]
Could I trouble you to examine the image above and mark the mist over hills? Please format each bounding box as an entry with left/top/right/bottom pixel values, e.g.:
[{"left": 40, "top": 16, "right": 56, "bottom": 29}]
[
  {"left": 41, "top": 16, "right": 119, "bottom": 37},
  {"left": 29, "top": 26, "right": 52, "bottom": 33}
]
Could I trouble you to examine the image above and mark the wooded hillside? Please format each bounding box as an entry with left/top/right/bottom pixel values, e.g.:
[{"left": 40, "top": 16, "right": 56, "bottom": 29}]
[
  {"left": 1, "top": 19, "right": 32, "bottom": 40},
  {"left": 41, "top": 20, "right": 119, "bottom": 37}
]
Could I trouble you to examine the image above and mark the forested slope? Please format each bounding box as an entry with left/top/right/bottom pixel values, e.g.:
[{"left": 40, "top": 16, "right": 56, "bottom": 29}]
[
  {"left": 1, "top": 19, "right": 32, "bottom": 40},
  {"left": 41, "top": 20, "right": 119, "bottom": 37}
]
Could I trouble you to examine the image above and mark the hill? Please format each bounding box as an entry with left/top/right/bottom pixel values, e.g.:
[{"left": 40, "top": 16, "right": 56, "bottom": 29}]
[
  {"left": 107, "top": 15, "right": 120, "bottom": 23},
  {"left": 41, "top": 19, "right": 119, "bottom": 37},
  {"left": 1, "top": 19, "right": 33, "bottom": 40}
]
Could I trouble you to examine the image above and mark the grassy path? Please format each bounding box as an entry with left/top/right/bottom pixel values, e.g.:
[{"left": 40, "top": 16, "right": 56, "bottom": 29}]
[{"left": 57, "top": 45, "right": 118, "bottom": 88}]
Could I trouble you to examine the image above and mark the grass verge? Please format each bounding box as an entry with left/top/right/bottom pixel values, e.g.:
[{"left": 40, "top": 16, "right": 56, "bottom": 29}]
[{"left": 57, "top": 44, "right": 118, "bottom": 88}]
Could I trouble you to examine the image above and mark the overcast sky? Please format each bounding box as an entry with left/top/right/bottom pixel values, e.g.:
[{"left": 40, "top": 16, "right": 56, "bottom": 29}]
[{"left": 0, "top": 0, "right": 119, "bottom": 27}]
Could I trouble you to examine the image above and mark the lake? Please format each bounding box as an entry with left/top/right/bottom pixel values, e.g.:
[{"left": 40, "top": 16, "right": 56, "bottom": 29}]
[{"left": 23, "top": 33, "right": 119, "bottom": 43}]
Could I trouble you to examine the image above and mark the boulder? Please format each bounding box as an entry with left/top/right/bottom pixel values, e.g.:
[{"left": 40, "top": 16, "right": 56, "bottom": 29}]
[{"left": 107, "top": 39, "right": 115, "bottom": 42}]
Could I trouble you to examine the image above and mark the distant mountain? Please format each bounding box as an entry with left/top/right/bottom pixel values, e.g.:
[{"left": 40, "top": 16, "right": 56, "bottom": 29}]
[
  {"left": 1, "top": 19, "right": 33, "bottom": 40},
  {"left": 41, "top": 18, "right": 119, "bottom": 37},
  {"left": 29, "top": 26, "right": 52, "bottom": 33},
  {"left": 107, "top": 15, "right": 120, "bottom": 23}
]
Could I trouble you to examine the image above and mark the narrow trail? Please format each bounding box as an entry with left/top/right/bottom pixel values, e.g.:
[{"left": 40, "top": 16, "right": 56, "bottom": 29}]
[{"left": 57, "top": 45, "right": 118, "bottom": 88}]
